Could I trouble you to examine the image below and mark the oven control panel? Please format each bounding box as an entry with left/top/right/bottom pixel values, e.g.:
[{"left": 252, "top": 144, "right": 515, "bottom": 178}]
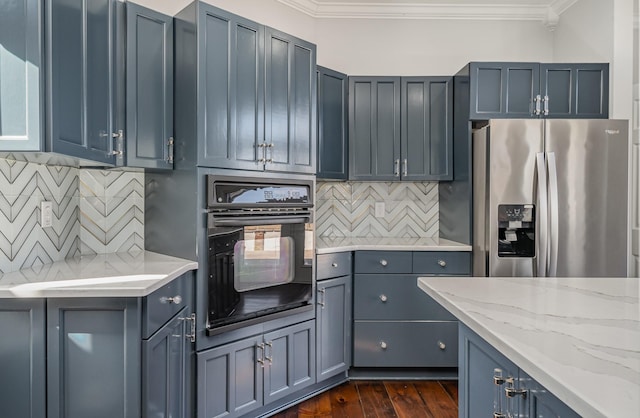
[{"left": 208, "top": 176, "right": 312, "bottom": 207}]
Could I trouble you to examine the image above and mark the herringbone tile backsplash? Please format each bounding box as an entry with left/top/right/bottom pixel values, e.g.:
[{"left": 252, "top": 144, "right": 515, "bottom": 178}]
[
  {"left": 316, "top": 181, "right": 439, "bottom": 238},
  {"left": 0, "top": 157, "right": 144, "bottom": 274}
]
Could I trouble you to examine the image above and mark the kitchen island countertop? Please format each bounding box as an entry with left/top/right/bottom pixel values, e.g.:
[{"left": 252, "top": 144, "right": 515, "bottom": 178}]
[
  {"left": 316, "top": 236, "right": 471, "bottom": 254},
  {"left": 0, "top": 251, "right": 197, "bottom": 298},
  {"left": 418, "top": 276, "right": 640, "bottom": 418}
]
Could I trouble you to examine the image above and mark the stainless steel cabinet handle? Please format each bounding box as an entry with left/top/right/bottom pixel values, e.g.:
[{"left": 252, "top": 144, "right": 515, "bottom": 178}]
[
  {"left": 331, "top": 262, "right": 338, "bottom": 268},
  {"left": 543, "top": 95, "right": 549, "bottom": 115},
  {"left": 394, "top": 159, "right": 400, "bottom": 177},
  {"left": 402, "top": 159, "right": 408, "bottom": 177},
  {"left": 379, "top": 259, "right": 388, "bottom": 266},
  {"left": 160, "top": 295, "right": 182, "bottom": 305},
  {"left": 379, "top": 294, "right": 388, "bottom": 302},
  {"left": 534, "top": 95, "right": 542, "bottom": 115},
  {"left": 437, "top": 260, "right": 447, "bottom": 268},
  {"left": 505, "top": 387, "right": 527, "bottom": 399},
  {"left": 167, "top": 137, "right": 174, "bottom": 163},
  {"left": 265, "top": 341, "right": 273, "bottom": 365},
  {"left": 318, "top": 288, "right": 326, "bottom": 308},
  {"left": 438, "top": 341, "right": 446, "bottom": 350},
  {"left": 379, "top": 341, "right": 387, "bottom": 349},
  {"left": 257, "top": 343, "right": 265, "bottom": 367}
]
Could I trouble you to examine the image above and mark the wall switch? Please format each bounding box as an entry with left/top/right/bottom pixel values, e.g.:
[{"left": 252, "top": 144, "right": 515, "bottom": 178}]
[
  {"left": 40, "top": 201, "right": 53, "bottom": 228},
  {"left": 374, "top": 202, "right": 385, "bottom": 218}
]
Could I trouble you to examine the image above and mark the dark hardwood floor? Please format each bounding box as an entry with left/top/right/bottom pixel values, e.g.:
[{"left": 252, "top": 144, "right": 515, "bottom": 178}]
[{"left": 271, "top": 380, "right": 458, "bottom": 417}]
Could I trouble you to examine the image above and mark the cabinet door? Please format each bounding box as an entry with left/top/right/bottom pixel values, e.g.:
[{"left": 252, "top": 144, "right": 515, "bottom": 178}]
[
  {"left": 317, "top": 66, "right": 348, "bottom": 179},
  {"left": 0, "top": 0, "right": 42, "bottom": 151},
  {"left": 47, "top": 298, "right": 140, "bottom": 418},
  {"left": 198, "top": 5, "right": 264, "bottom": 170},
  {"left": 142, "top": 308, "right": 189, "bottom": 418},
  {"left": 125, "top": 2, "right": 173, "bottom": 169},
  {"left": 349, "top": 76, "right": 401, "bottom": 180},
  {"left": 0, "top": 299, "right": 46, "bottom": 418},
  {"left": 264, "top": 27, "right": 317, "bottom": 174},
  {"left": 197, "top": 336, "right": 263, "bottom": 418},
  {"left": 459, "top": 324, "right": 520, "bottom": 418},
  {"left": 401, "top": 76, "right": 453, "bottom": 180},
  {"left": 263, "top": 320, "right": 316, "bottom": 404},
  {"left": 47, "top": 0, "right": 118, "bottom": 165},
  {"left": 469, "top": 62, "right": 540, "bottom": 119},
  {"left": 316, "top": 275, "right": 351, "bottom": 381},
  {"left": 520, "top": 370, "right": 580, "bottom": 418}
]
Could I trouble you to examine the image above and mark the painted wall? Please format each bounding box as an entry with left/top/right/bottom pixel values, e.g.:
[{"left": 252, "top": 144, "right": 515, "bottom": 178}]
[{"left": 0, "top": 157, "right": 144, "bottom": 274}]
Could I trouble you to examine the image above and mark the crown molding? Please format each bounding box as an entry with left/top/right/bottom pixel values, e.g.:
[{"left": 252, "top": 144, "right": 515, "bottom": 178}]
[{"left": 277, "top": 0, "right": 578, "bottom": 29}]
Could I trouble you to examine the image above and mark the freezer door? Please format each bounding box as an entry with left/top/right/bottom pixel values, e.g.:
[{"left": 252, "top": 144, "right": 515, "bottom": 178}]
[
  {"left": 544, "top": 119, "right": 628, "bottom": 277},
  {"left": 473, "top": 119, "right": 545, "bottom": 277}
]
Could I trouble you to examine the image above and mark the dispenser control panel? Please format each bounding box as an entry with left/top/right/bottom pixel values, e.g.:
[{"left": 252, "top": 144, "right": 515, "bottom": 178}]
[{"left": 497, "top": 204, "right": 535, "bottom": 258}]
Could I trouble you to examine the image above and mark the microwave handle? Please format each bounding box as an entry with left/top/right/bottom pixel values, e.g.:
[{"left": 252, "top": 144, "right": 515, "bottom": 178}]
[{"left": 211, "top": 215, "right": 311, "bottom": 227}]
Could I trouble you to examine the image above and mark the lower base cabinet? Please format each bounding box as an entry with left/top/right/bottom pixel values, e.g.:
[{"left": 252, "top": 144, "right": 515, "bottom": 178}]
[
  {"left": 0, "top": 272, "right": 194, "bottom": 418},
  {"left": 459, "top": 324, "right": 579, "bottom": 418},
  {"left": 197, "top": 320, "right": 316, "bottom": 418}
]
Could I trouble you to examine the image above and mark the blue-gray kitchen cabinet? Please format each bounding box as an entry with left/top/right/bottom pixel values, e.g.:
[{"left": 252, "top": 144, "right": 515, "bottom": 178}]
[
  {"left": 264, "top": 27, "right": 317, "bottom": 174},
  {"left": 47, "top": 0, "right": 122, "bottom": 165},
  {"left": 349, "top": 76, "right": 401, "bottom": 180},
  {"left": 0, "top": 299, "right": 46, "bottom": 418},
  {"left": 0, "top": 0, "right": 42, "bottom": 151},
  {"left": 197, "top": 319, "right": 316, "bottom": 418},
  {"left": 349, "top": 76, "right": 453, "bottom": 181},
  {"left": 125, "top": 2, "right": 174, "bottom": 169},
  {"left": 352, "top": 251, "right": 468, "bottom": 374},
  {"left": 316, "top": 252, "right": 352, "bottom": 382},
  {"left": 459, "top": 324, "right": 579, "bottom": 418},
  {"left": 317, "top": 66, "right": 348, "bottom": 180}
]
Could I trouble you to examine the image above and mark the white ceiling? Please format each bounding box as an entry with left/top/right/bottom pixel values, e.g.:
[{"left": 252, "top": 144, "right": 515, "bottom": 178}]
[{"left": 277, "top": 0, "right": 580, "bottom": 27}]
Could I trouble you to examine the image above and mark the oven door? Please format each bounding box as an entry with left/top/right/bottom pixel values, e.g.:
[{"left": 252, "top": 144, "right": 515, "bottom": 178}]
[{"left": 207, "top": 214, "right": 314, "bottom": 334}]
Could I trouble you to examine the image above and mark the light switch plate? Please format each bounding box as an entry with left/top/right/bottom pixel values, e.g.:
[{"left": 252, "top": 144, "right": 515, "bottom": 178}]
[
  {"left": 374, "top": 202, "right": 385, "bottom": 218},
  {"left": 40, "top": 201, "right": 53, "bottom": 228}
]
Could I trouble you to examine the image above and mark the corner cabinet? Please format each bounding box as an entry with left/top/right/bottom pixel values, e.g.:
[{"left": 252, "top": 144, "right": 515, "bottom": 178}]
[
  {"left": 317, "top": 66, "right": 348, "bottom": 180},
  {"left": 465, "top": 62, "right": 609, "bottom": 120},
  {"left": 349, "top": 76, "right": 453, "bottom": 181},
  {"left": 459, "top": 324, "right": 579, "bottom": 418},
  {"left": 316, "top": 252, "right": 352, "bottom": 382},
  {"left": 0, "top": 272, "right": 195, "bottom": 418},
  {"left": 175, "top": 2, "right": 316, "bottom": 174},
  {"left": 197, "top": 320, "right": 316, "bottom": 418},
  {"left": 125, "top": 2, "right": 174, "bottom": 169}
]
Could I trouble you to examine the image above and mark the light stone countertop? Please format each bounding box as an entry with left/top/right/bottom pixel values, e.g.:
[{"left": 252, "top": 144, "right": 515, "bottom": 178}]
[
  {"left": 0, "top": 251, "right": 198, "bottom": 298},
  {"left": 316, "top": 236, "right": 472, "bottom": 254},
  {"left": 417, "top": 276, "right": 640, "bottom": 418}
]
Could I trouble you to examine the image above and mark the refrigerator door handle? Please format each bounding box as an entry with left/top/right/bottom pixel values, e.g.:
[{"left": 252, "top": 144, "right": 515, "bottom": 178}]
[
  {"left": 535, "top": 152, "right": 548, "bottom": 277},
  {"left": 546, "top": 152, "right": 559, "bottom": 277}
]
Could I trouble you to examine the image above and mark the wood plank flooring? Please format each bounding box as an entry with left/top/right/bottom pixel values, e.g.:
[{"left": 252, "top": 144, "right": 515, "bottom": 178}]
[{"left": 271, "top": 380, "right": 458, "bottom": 417}]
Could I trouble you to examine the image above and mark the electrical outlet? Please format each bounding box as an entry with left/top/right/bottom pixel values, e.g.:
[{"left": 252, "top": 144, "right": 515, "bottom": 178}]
[
  {"left": 40, "top": 201, "right": 53, "bottom": 228},
  {"left": 374, "top": 202, "right": 385, "bottom": 218}
]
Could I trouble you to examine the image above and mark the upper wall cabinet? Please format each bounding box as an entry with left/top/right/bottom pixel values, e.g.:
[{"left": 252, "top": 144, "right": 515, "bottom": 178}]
[
  {"left": 175, "top": 2, "right": 316, "bottom": 174},
  {"left": 465, "top": 62, "right": 609, "bottom": 120},
  {"left": 0, "top": 0, "right": 42, "bottom": 152},
  {"left": 317, "top": 66, "right": 348, "bottom": 180},
  {"left": 125, "top": 3, "right": 174, "bottom": 169},
  {"left": 349, "top": 76, "right": 453, "bottom": 181}
]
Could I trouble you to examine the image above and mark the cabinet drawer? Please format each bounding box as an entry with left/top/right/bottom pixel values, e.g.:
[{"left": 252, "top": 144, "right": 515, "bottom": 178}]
[
  {"left": 317, "top": 252, "right": 352, "bottom": 280},
  {"left": 143, "top": 273, "right": 191, "bottom": 339},
  {"left": 412, "top": 252, "right": 471, "bottom": 275},
  {"left": 354, "top": 251, "right": 412, "bottom": 274},
  {"left": 354, "top": 274, "right": 455, "bottom": 321},
  {"left": 353, "top": 321, "right": 458, "bottom": 367}
]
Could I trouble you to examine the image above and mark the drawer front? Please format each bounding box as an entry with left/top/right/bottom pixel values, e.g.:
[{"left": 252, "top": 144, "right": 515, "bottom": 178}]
[
  {"left": 353, "top": 321, "right": 458, "bottom": 367},
  {"left": 354, "top": 251, "right": 412, "bottom": 274},
  {"left": 317, "top": 252, "right": 352, "bottom": 280},
  {"left": 412, "top": 252, "right": 471, "bottom": 275},
  {"left": 354, "top": 274, "right": 455, "bottom": 321},
  {"left": 143, "top": 273, "right": 192, "bottom": 339}
]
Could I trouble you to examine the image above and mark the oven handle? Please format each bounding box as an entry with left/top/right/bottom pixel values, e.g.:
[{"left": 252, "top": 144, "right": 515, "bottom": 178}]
[{"left": 210, "top": 215, "right": 311, "bottom": 227}]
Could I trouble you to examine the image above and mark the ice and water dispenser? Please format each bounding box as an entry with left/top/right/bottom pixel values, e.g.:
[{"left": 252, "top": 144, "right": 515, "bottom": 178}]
[{"left": 497, "top": 204, "right": 535, "bottom": 257}]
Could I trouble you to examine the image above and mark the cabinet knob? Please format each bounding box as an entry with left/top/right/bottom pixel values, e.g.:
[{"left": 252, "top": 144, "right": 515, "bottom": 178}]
[
  {"left": 438, "top": 341, "right": 446, "bottom": 350},
  {"left": 437, "top": 259, "right": 447, "bottom": 268},
  {"left": 380, "top": 259, "right": 388, "bottom": 266},
  {"left": 160, "top": 295, "right": 182, "bottom": 305},
  {"left": 331, "top": 262, "right": 338, "bottom": 268},
  {"left": 380, "top": 341, "right": 387, "bottom": 349},
  {"left": 379, "top": 294, "right": 388, "bottom": 302}
]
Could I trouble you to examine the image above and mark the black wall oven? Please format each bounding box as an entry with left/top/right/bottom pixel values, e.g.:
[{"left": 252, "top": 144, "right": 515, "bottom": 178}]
[{"left": 205, "top": 175, "right": 314, "bottom": 335}]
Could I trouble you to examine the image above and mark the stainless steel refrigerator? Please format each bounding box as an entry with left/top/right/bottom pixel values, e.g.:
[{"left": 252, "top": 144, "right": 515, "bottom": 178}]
[{"left": 472, "top": 119, "right": 629, "bottom": 277}]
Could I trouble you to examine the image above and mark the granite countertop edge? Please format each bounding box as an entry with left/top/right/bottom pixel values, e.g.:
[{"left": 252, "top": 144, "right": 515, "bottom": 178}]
[{"left": 0, "top": 251, "right": 198, "bottom": 299}]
